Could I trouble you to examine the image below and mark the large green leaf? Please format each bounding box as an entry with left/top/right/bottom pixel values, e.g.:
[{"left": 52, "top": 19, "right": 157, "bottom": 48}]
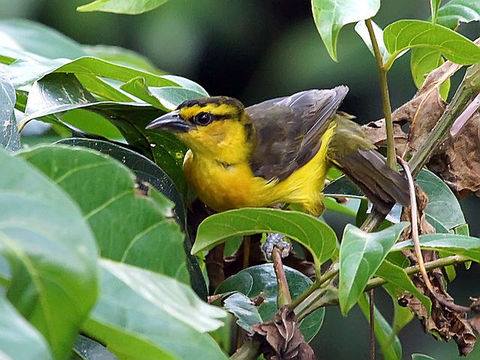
[
  {"left": 0, "top": 296, "right": 53, "bottom": 360},
  {"left": 383, "top": 20, "right": 480, "bottom": 65},
  {"left": 78, "top": 0, "right": 168, "bottom": 14},
  {"left": 83, "top": 260, "right": 227, "bottom": 360},
  {"left": 55, "top": 138, "right": 206, "bottom": 298},
  {"left": 216, "top": 264, "right": 325, "bottom": 342},
  {"left": 3, "top": 53, "right": 176, "bottom": 88},
  {"left": 358, "top": 294, "right": 402, "bottom": 360},
  {"left": 437, "top": 0, "right": 480, "bottom": 29},
  {"left": 20, "top": 73, "right": 189, "bottom": 196},
  {"left": 0, "top": 149, "right": 98, "bottom": 360},
  {"left": 18, "top": 145, "right": 190, "bottom": 284},
  {"left": 0, "top": 68, "right": 20, "bottom": 151},
  {"left": 392, "top": 233, "right": 480, "bottom": 262},
  {"left": 193, "top": 208, "right": 338, "bottom": 271},
  {"left": 339, "top": 222, "right": 409, "bottom": 315},
  {"left": 0, "top": 19, "right": 86, "bottom": 60},
  {"left": 417, "top": 170, "right": 466, "bottom": 231},
  {"left": 311, "top": 0, "right": 380, "bottom": 61},
  {"left": 411, "top": 354, "right": 436, "bottom": 360}
]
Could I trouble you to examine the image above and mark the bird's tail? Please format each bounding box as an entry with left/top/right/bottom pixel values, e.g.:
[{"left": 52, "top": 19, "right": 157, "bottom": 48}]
[{"left": 326, "top": 115, "right": 410, "bottom": 215}]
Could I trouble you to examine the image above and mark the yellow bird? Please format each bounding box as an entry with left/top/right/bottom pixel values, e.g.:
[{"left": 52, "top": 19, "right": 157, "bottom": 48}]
[{"left": 146, "top": 86, "right": 408, "bottom": 216}]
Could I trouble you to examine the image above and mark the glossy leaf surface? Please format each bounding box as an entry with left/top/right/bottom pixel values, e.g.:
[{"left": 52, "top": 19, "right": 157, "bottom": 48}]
[
  {"left": 217, "top": 264, "right": 325, "bottom": 342},
  {"left": 78, "top": 0, "right": 168, "bottom": 14},
  {"left": 0, "top": 296, "right": 53, "bottom": 360},
  {"left": 19, "top": 145, "right": 190, "bottom": 284},
  {"left": 0, "top": 68, "right": 19, "bottom": 151},
  {"left": 1, "top": 149, "right": 98, "bottom": 360},
  {"left": 384, "top": 20, "right": 480, "bottom": 65},
  {"left": 392, "top": 234, "right": 480, "bottom": 262},
  {"left": 194, "top": 208, "right": 338, "bottom": 270},
  {"left": 84, "top": 260, "right": 227, "bottom": 360},
  {"left": 339, "top": 222, "right": 409, "bottom": 315},
  {"left": 311, "top": 0, "right": 380, "bottom": 61},
  {"left": 437, "top": 0, "right": 480, "bottom": 29}
]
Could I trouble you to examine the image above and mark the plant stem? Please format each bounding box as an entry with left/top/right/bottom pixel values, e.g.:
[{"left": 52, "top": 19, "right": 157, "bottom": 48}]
[
  {"left": 290, "top": 268, "right": 338, "bottom": 310},
  {"left": 272, "top": 247, "right": 291, "bottom": 306},
  {"left": 230, "top": 340, "right": 261, "bottom": 360},
  {"left": 365, "top": 255, "right": 468, "bottom": 290},
  {"left": 365, "top": 18, "right": 396, "bottom": 170},
  {"left": 408, "top": 63, "right": 480, "bottom": 177}
]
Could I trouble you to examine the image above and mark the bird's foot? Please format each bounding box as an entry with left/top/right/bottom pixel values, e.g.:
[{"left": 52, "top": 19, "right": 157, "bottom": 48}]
[{"left": 262, "top": 233, "right": 291, "bottom": 260}]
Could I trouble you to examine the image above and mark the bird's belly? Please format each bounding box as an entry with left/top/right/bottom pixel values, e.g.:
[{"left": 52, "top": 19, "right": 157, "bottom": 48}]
[
  {"left": 184, "top": 151, "right": 273, "bottom": 211},
  {"left": 183, "top": 147, "right": 330, "bottom": 215}
]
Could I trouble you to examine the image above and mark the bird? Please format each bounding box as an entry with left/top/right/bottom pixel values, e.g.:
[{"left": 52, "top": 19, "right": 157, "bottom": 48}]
[{"left": 146, "top": 86, "right": 409, "bottom": 217}]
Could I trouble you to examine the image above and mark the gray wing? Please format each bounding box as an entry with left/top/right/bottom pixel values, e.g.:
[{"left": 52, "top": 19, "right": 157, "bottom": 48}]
[{"left": 247, "top": 86, "right": 348, "bottom": 181}]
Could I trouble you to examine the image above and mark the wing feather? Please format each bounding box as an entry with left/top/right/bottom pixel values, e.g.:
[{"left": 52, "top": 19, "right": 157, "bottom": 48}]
[{"left": 247, "top": 86, "right": 348, "bottom": 181}]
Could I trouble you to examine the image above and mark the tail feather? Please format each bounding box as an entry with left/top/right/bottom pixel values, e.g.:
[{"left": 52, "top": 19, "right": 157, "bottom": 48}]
[{"left": 335, "top": 149, "right": 410, "bottom": 214}]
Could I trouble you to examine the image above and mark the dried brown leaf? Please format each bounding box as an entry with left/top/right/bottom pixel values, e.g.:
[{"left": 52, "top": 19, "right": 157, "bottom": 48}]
[
  {"left": 251, "top": 306, "right": 315, "bottom": 360},
  {"left": 428, "top": 113, "right": 480, "bottom": 196}
]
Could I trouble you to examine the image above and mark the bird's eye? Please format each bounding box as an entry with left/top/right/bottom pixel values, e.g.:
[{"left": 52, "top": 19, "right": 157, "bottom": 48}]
[{"left": 193, "top": 112, "right": 213, "bottom": 126}]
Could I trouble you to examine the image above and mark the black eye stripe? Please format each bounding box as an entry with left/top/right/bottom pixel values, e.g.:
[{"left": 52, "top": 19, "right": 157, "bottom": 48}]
[{"left": 191, "top": 112, "right": 232, "bottom": 125}]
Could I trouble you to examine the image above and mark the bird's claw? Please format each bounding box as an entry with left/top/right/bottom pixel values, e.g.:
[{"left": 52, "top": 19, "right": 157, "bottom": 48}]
[{"left": 262, "top": 233, "right": 291, "bottom": 260}]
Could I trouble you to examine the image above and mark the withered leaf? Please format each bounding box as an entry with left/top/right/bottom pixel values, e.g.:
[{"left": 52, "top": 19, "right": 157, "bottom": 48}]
[{"left": 251, "top": 306, "right": 315, "bottom": 360}]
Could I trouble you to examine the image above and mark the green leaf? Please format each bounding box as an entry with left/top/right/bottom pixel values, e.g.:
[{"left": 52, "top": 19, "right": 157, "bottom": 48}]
[
  {"left": 83, "top": 260, "right": 227, "bottom": 360},
  {"left": 55, "top": 138, "right": 207, "bottom": 297},
  {"left": 410, "top": 48, "right": 450, "bottom": 100},
  {"left": 339, "top": 222, "right": 410, "bottom": 315},
  {"left": 20, "top": 73, "right": 190, "bottom": 196},
  {"left": 193, "top": 208, "right": 338, "bottom": 271},
  {"left": 354, "top": 20, "right": 389, "bottom": 64},
  {"left": 383, "top": 20, "right": 480, "bottom": 65},
  {"left": 358, "top": 294, "right": 402, "bottom": 360},
  {"left": 0, "top": 149, "right": 98, "bottom": 360},
  {"left": 431, "top": 0, "right": 442, "bottom": 24},
  {"left": 437, "top": 0, "right": 480, "bottom": 29},
  {"left": 0, "top": 19, "right": 86, "bottom": 60},
  {"left": 19, "top": 145, "right": 190, "bottom": 284},
  {"left": 222, "top": 292, "right": 262, "bottom": 333},
  {"left": 375, "top": 260, "right": 432, "bottom": 313},
  {"left": 417, "top": 170, "right": 466, "bottom": 231},
  {"left": 0, "top": 68, "right": 20, "bottom": 151},
  {"left": 121, "top": 76, "right": 206, "bottom": 111},
  {"left": 392, "top": 233, "right": 480, "bottom": 262},
  {"left": 216, "top": 264, "right": 325, "bottom": 342},
  {"left": 0, "top": 296, "right": 53, "bottom": 360},
  {"left": 311, "top": 0, "right": 380, "bottom": 61},
  {"left": 73, "top": 335, "right": 118, "bottom": 360},
  {"left": 78, "top": 0, "right": 168, "bottom": 15},
  {"left": 4, "top": 53, "right": 176, "bottom": 88},
  {"left": 411, "top": 354, "right": 436, "bottom": 360},
  {"left": 83, "top": 45, "right": 163, "bottom": 73}
]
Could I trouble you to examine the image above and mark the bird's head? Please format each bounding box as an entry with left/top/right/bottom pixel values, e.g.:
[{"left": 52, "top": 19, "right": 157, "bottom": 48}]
[{"left": 146, "top": 96, "right": 254, "bottom": 161}]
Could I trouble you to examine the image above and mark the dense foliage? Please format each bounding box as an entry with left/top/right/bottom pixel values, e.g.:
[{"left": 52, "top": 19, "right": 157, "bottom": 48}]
[{"left": 1, "top": 0, "right": 480, "bottom": 359}]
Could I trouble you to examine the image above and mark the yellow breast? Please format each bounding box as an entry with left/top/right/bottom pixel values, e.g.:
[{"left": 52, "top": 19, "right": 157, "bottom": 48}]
[{"left": 182, "top": 126, "right": 334, "bottom": 216}]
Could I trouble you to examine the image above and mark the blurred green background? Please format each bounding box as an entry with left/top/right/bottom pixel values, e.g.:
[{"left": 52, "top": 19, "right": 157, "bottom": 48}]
[{"left": 2, "top": 0, "right": 480, "bottom": 358}]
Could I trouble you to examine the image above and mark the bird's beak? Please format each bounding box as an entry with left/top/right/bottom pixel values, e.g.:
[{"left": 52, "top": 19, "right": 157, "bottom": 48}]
[{"left": 145, "top": 110, "right": 194, "bottom": 132}]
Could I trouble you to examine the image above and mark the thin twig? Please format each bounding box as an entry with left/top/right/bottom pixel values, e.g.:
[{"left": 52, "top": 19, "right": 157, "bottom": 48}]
[{"left": 397, "top": 157, "right": 470, "bottom": 313}]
